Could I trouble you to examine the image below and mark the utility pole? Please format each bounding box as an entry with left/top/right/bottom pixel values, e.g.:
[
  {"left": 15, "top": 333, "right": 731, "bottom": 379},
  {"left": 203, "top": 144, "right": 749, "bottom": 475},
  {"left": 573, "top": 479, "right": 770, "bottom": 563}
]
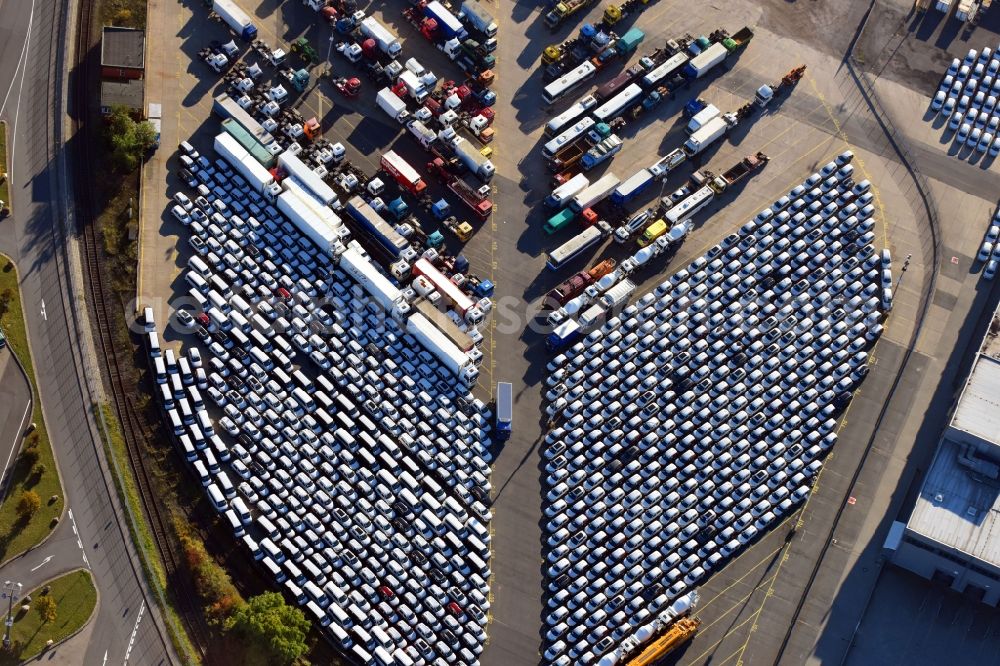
[
  {"left": 2, "top": 580, "right": 21, "bottom": 649},
  {"left": 327, "top": 36, "right": 336, "bottom": 76}
]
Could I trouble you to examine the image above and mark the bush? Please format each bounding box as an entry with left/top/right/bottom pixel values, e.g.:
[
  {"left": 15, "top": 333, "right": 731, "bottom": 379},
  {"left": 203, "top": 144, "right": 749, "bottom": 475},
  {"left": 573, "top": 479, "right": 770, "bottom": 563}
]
[
  {"left": 19, "top": 447, "right": 39, "bottom": 470},
  {"left": 34, "top": 595, "right": 56, "bottom": 625},
  {"left": 179, "top": 533, "right": 242, "bottom": 625},
  {"left": 104, "top": 106, "right": 157, "bottom": 173},
  {"left": 224, "top": 592, "right": 310, "bottom": 666},
  {"left": 15, "top": 491, "right": 40, "bottom": 519}
]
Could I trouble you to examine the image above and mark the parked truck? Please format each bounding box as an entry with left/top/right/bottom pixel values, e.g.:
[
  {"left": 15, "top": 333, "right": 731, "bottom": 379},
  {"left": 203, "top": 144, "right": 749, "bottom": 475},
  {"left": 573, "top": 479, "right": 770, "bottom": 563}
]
[
  {"left": 423, "top": 1, "right": 469, "bottom": 39},
  {"left": 682, "top": 113, "right": 737, "bottom": 156},
  {"left": 360, "top": 16, "right": 403, "bottom": 57},
  {"left": 376, "top": 87, "right": 411, "bottom": 123},
  {"left": 495, "top": 381, "right": 512, "bottom": 440},
  {"left": 451, "top": 136, "right": 496, "bottom": 180},
  {"left": 686, "top": 102, "right": 720, "bottom": 134},
  {"left": 447, "top": 176, "right": 493, "bottom": 219},
  {"left": 611, "top": 168, "right": 654, "bottom": 206},
  {"left": 580, "top": 133, "right": 623, "bottom": 171},
  {"left": 406, "top": 312, "right": 480, "bottom": 386},
  {"left": 380, "top": 151, "right": 427, "bottom": 196},
  {"left": 598, "top": 278, "right": 636, "bottom": 311},
  {"left": 344, "top": 195, "right": 412, "bottom": 259},
  {"left": 545, "top": 173, "right": 590, "bottom": 208},
  {"left": 459, "top": 0, "right": 499, "bottom": 41},
  {"left": 212, "top": 0, "right": 257, "bottom": 40},
  {"left": 648, "top": 149, "right": 686, "bottom": 180},
  {"left": 693, "top": 151, "right": 769, "bottom": 194},
  {"left": 545, "top": 0, "right": 599, "bottom": 30},
  {"left": 682, "top": 26, "right": 753, "bottom": 78},
  {"left": 570, "top": 172, "right": 620, "bottom": 213}
]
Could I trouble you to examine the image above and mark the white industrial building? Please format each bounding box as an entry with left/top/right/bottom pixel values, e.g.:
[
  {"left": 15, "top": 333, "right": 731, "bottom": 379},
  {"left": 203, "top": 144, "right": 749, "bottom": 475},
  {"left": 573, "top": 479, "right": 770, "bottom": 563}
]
[{"left": 888, "top": 312, "right": 1000, "bottom": 605}]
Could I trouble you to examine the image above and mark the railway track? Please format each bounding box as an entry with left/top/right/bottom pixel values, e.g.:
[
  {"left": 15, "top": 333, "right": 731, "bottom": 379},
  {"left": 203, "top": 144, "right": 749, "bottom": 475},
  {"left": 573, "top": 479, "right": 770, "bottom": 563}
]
[{"left": 72, "top": 0, "right": 211, "bottom": 656}]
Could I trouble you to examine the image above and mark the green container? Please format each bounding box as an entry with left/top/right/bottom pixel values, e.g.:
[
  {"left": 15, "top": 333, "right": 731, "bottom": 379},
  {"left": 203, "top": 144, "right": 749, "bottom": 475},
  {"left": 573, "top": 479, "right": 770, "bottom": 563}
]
[{"left": 544, "top": 208, "right": 575, "bottom": 234}]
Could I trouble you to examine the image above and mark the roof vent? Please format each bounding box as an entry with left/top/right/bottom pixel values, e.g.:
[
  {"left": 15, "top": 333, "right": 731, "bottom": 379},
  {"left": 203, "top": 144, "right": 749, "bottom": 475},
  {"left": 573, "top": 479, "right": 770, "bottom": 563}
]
[
  {"left": 967, "top": 506, "right": 978, "bottom": 518},
  {"left": 934, "top": 493, "right": 945, "bottom": 503}
]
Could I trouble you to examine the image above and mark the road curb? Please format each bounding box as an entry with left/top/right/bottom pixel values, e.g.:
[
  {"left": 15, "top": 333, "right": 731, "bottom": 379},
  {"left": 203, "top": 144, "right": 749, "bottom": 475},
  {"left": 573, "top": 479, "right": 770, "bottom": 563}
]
[
  {"left": 0, "top": 120, "right": 11, "bottom": 219},
  {"left": 18, "top": 567, "right": 100, "bottom": 664}
]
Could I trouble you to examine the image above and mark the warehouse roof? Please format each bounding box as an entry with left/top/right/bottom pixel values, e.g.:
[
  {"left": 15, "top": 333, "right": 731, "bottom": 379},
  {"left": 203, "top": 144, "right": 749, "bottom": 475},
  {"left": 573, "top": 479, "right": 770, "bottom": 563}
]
[
  {"left": 100, "top": 79, "right": 144, "bottom": 111},
  {"left": 907, "top": 438, "right": 1000, "bottom": 569},
  {"left": 952, "top": 354, "right": 1000, "bottom": 449},
  {"left": 101, "top": 26, "right": 145, "bottom": 70}
]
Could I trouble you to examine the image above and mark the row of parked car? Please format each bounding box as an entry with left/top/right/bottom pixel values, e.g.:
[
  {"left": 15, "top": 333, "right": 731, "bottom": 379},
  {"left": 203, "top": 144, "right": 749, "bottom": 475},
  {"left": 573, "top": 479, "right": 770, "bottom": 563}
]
[
  {"left": 154, "top": 137, "right": 495, "bottom": 666},
  {"left": 976, "top": 208, "right": 1000, "bottom": 280},
  {"left": 932, "top": 45, "right": 1000, "bottom": 155},
  {"left": 538, "top": 153, "right": 890, "bottom": 665}
]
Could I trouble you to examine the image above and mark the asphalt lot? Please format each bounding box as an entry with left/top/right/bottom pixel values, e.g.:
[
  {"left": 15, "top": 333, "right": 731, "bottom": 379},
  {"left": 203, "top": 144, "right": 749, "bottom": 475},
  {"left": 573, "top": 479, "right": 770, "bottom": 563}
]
[{"left": 136, "top": 0, "right": 1000, "bottom": 665}]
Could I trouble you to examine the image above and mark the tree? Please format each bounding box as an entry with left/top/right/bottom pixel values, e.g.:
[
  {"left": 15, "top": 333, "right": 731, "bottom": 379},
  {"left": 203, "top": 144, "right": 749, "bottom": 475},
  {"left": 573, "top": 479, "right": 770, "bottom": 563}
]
[
  {"left": 15, "top": 491, "right": 40, "bottom": 519},
  {"left": 225, "top": 593, "right": 310, "bottom": 666},
  {"left": 34, "top": 595, "right": 56, "bottom": 624},
  {"left": 0, "top": 289, "right": 11, "bottom": 319},
  {"left": 105, "top": 106, "right": 157, "bottom": 173}
]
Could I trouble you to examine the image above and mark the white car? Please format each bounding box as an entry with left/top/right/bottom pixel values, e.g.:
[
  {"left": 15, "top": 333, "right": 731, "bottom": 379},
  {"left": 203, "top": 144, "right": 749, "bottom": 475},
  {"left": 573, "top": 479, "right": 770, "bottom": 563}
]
[
  {"left": 979, "top": 241, "right": 994, "bottom": 261},
  {"left": 170, "top": 204, "right": 191, "bottom": 225}
]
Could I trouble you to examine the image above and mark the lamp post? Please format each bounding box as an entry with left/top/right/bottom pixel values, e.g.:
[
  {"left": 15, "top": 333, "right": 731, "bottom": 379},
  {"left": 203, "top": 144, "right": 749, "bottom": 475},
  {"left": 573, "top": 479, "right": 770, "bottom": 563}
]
[
  {"left": 327, "top": 36, "right": 335, "bottom": 76},
  {"left": 2, "top": 580, "right": 21, "bottom": 649}
]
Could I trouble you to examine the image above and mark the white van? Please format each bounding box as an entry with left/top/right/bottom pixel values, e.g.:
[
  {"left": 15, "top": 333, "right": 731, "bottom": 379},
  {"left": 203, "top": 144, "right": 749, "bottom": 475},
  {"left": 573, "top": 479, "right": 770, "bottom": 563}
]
[
  {"left": 303, "top": 581, "right": 329, "bottom": 608},
  {"left": 188, "top": 255, "right": 210, "bottom": 277},
  {"left": 167, "top": 408, "right": 183, "bottom": 435},
  {"left": 193, "top": 460, "right": 210, "bottom": 486},
  {"left": 443, "top": 514, "right": 466, "bottom": 537},
  {"left": 231, "top": 496, "right": 251, "bottom": 524},
  {"left": 251, "top": 313, "right": 274, "bottom": 337},
  {"left": 229, "top": 310, "right": 252, "bottom": 334},
  {"left": 322, "top": 581, "right": 348, "bottom": 607},
  {"left": 178, "top": 434, "right": 196, "bottom": 463},
  {"left": 207, "top": 290, "right": 231, "bottom": 314},
  {"left": 147, "top": 331, "right": 161, "bottom": 357},
  {"left": 206, "top": 483, "right": 227, "bottom": 512},
  {"left": 262, "top": 557, "right": 287, "bottom": 583},
  {"left": 197, "top": 411, "right": 214, "bottom": 437},
  {"left": 230, "top": 294, "right": 253, "bottom": 318},
  {"left": 159, "top": 383, "right": 173, "bottom": 408},
  {"left": 224, "top": 509, "right": 245, "bottom": 537},
  {"left": 292, "top": 387, "right": 316, "bottom": 413},
  {"left": 241, "top": 534, "right": 262, "bottom": 561},
  {"left": 306, "top": 600, "right": 331, "bottom": 626},
  {"left": 185, "top": 272, "right": 209, "bottom": 294},
  {"left": 187, "top": 287, "right": 208, "bottom": 311}
]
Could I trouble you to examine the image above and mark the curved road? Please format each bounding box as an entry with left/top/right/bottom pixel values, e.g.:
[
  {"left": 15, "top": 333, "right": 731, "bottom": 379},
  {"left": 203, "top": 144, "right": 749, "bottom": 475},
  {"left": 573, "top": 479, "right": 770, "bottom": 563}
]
[{"left": 0, "top": 0, "right": 174, "bottom": 662}]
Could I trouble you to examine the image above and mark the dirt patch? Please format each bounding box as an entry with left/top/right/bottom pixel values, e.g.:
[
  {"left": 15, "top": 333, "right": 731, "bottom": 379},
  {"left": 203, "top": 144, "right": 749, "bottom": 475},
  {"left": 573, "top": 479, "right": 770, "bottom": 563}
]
[
  {"left": 857, "top": 1, "right": 1000, "bottom": 93},
  {"left": 754, "top": 0, "right": 873, "bottom": 58}
]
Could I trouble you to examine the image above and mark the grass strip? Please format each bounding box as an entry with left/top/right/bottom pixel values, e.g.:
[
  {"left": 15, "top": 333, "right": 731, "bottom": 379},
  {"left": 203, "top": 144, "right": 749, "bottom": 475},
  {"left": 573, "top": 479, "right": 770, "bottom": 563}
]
[
  {"left": 0, "top": 569, "right": 97, "bottom": 664},
  {"left": 0, "top": 257, "right": 63, "bottom": 562}
]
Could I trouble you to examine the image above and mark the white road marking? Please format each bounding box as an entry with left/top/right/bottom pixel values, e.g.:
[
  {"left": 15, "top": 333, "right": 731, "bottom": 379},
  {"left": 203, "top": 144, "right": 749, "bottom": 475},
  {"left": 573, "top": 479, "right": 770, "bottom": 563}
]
[
  {"left": 7, "top": 0, "right": 37, "bottom": 187},
  {"left": 0, "top": 0, "right": 35, "bottom": 118},
  {"left": 68, "top": 509, "right": 90, "bottom": 568},
  {"left": 40, "top": 300, "right": 46, "bottom": 321},
  {"left": 29, "top": 555, "right": 51, "bottom": 572},
  {"left": 123, "top": 600, "right": 145, "bottom": 664}
]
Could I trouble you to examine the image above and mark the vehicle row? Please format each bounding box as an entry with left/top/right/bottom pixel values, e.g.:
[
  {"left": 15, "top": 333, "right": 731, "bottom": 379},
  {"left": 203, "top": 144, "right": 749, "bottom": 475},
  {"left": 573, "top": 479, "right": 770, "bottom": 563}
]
[
  {"left": 537, "top": 154, "right": 889, "bottom": 664},
  {"left": 154, "top": 134, "right": 496, "bottom": 665}
]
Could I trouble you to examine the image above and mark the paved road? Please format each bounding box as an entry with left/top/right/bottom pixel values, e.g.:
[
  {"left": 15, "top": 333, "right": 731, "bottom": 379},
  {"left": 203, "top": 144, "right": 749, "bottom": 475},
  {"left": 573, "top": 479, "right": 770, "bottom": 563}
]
[
  {"left": 0, "top": 0, "right": 174, "bottom": 662},
  {"left": 0, "top": 352, "right": 32, "bottom": 501}
]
